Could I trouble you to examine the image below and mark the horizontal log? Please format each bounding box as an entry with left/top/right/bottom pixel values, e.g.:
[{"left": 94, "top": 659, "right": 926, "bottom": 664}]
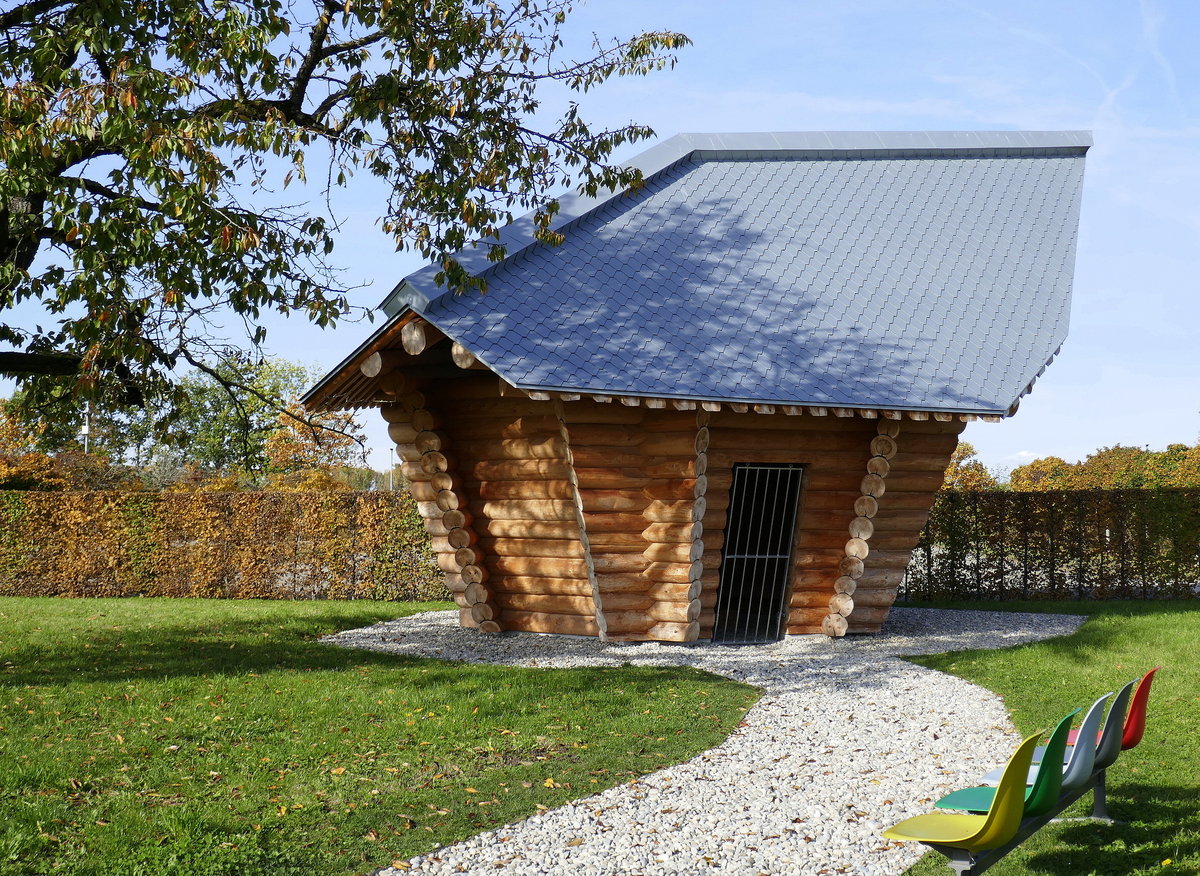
[
  {"left": 867, "top": 533, "right": 922, "bottom": 551},
  {"left": 603, "top": 610, "right": 657, "bottom": 635},
  {"left": 879, "top": 472, "right": 946, "bottom": 492},
  {"left": 575, "top": 468, "right": 650, "bottom": 490},
  {"left": 707, "top": 411, "right": 878, "bottom": 432},
  {"left": 642, "top": 521, "right": 704, "bottom": 543},
  {"left": 601, "top": 592, "right": 654, "bottom": 612},
  {"left": 465, "top": 580, "right": 491, "bottom": 606},
  {"left": 468, "top": 499, "right": 576, "bottom": 521},
  {"left": 855, "top": 570, "right": 905, "bottom": 589},
  {"left": 441, "top": 574, "right": 468, "bottom": 594},
  {"left": 644, "top": 560, "right": 703, "bottom": 583},
  {"left": 791, "top": 548, "right": 848, "bottom": 566},
  {"left": 646, "top": 620, "right": 700, "bottom": 642},
  {"left": 637, "top": 432, "right": 701, "bottom": 455},
  {"left": 465, "top": 458, "right": 571, "bottom": 481},
  {"left": 641, "top": 477, "right": 705, "bottom": 501},
  {"left": 579, "top": 491, "right": 646, "bottom": 513},
  {"left": 641, "top": 500, "right": 696, "bottom": 524},
  {"left": 642, "top": 542, "right": 698, "bottom": 564},
  {"left": 846, "top": 587, "right": 900, "bottom": 608},
  {"left": 495, "top": 592, "right": 595, "bottom": 616},
  {"left": 408, "top": 480, "right": 438, "bottom": 502},
  {"left": 478, "top": 537, "right": 584, "bottom": 559},
  {"left": 472, "top": 517, "right": 580, "bottom": 540},
  {"left": 477, "top": 480, "right": 575, "bottom": 501},
  {"left": 639, "top": 458, "right": 701, "bottom": 478},
  {"left": 790, "top": 589, "right": 840, "bottom": 609},
  {"left": 847, "top": 605, "right": 891, "bottom": 625},
  {"left": 591, "top": 553, "right": 651, "bottom": 574},
  {"left": 449, "top": 416, "right": 561, "bottom": 442},
  {"left": 487, "top": 576, "right": 592, "bottom": 597},
  {"left": 594, "top": 574, "right": 654, "bottom": 594},
  {"left": 649, "top": 600, "right": 701, "bottom": 624},
  {"left": 561, "top": 405, "right": 648, "bottom": 426},
  {"left": 568, "top": 446, "right": 650, "bottom": 468},
  {"left": 580, "top": 512, "right": 652, "bottom": 532},
  {"left": 453, "top": 437, "right": 566, "bottom": 460},
  {"left": 868, "top": 509, "right": 933, "bottom": 530},
  {"left": 587, "top": 531, "right": 650, "bottom": 550},
  {"left": 560, "top": 424, "right": 645, "bottom": 447},
  {"left": 648, "top": 580, "right": 703, "bottom": 602},
  {"left": 489, "top": 555, "right": 588, "bottom": 578},
  {"left": 428, "top": 375, "right": 505, "bottom": 400},
  {"left": 457, "top": 606, "right": 479, "bottom": 628},
  {"left": 379, "top": 403, "right": 416, "bottom": 424},
  {"left": 500, "top": 610, "right": 598, "bottom": 637}
]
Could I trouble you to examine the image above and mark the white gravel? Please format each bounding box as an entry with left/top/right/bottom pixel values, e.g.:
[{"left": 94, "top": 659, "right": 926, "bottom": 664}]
[{"left": 323, "top": 607, "right": 1084, "bottom": 876}]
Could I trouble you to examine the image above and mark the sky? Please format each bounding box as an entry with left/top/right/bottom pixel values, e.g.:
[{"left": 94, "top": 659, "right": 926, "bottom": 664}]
[{"left": 7, "top": 0, "right": 1200, "bottom": 477}]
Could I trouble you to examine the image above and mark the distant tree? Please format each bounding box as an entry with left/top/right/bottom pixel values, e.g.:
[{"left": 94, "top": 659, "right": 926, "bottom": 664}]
[
  {"left": 172, "top": 356, "right": 312, "bottom": 472},
  {"left": 942, "top": 441, "right": 998, "bottom": 491},
  {"left": 1009, "top": 455, "right": 1074, "bottom": 491}
]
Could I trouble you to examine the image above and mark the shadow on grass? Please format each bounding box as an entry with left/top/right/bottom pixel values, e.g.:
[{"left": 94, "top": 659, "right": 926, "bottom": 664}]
[
  {"left": 1024, "top": 782, "right": 1200, "bottom": 874},
  {"left": 1, "top": 609, "right": 720, "bottom": 699}
]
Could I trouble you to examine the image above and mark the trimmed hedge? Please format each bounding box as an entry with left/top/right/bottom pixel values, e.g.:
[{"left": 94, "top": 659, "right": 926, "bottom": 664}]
[
  {"left": 0, "top": 490, "right": 444, "bottom": 600},
  {"left": 902, "top": 489, "right": 1200, "bottom": 601}
]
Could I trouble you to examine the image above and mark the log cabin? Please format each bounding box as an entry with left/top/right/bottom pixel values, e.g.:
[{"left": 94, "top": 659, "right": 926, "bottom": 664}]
[{"left": 304, "top": 131, "right": 1090, "bottom": 643}]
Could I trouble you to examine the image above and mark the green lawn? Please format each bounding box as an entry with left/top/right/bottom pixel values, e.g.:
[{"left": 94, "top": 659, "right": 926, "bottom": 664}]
[
  {"left": 0, "top": 598, "right": 759, "bottom": 876},
  {"left": 901, "top": 600, "right": 1200, "bottom": 876}
]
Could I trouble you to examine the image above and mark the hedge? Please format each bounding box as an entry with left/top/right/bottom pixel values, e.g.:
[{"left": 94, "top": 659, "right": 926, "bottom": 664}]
[
  {"left": 0, "top": 490, "right": 444, "bottom": 600},
  {"left": 902, "top": 489, "right": 1200, "bottom": 601}
]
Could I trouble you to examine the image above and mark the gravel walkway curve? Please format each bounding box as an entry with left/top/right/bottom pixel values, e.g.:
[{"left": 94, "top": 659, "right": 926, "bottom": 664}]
[{"left": 323, "top": 607, "right": 1085, "bottom": 876}]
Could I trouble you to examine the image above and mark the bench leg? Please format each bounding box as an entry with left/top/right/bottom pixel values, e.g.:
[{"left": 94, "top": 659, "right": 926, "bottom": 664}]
[{"left": 1090, "top": 769, "right": 1114, "bottom": 823}]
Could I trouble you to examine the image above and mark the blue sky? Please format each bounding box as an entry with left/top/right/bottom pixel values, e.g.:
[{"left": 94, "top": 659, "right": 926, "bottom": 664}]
[{"left": 7, "top": 1, "right": 1199, "bottom": 475}]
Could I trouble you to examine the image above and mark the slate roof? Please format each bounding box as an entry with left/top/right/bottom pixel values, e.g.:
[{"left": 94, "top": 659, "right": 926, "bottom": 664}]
[{"left": 314, "top": 131, "right": 1090, "bottom": 415}]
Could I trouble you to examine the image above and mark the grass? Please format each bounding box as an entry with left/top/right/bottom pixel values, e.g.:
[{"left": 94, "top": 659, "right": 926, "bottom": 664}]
[
  {"left": 900, "top": 599, "right": 1200, "bottom": 876},
  {"left": 0, "top": 597, "right": 760, "bottom": 876}
]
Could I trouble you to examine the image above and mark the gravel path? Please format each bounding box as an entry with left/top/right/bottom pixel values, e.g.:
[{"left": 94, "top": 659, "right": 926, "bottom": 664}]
[{"left": 323, "top": 607, "right": 1084, "bottom": 876}]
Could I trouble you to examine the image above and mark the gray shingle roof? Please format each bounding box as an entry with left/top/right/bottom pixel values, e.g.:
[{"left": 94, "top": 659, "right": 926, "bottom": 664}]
[{"left": 377, "top": 131, "right": 1090, "bottom": 415}]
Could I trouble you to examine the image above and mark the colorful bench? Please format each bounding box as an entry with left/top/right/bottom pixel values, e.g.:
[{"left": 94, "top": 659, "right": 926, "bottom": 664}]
[{"left": 882, "top": 668, "right": 1159, "bottom": 875}]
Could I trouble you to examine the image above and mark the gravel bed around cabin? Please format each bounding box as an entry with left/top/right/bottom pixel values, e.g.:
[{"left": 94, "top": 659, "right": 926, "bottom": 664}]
[{"left": 323, "top": 608, "right": 1085, "bottom": 876}]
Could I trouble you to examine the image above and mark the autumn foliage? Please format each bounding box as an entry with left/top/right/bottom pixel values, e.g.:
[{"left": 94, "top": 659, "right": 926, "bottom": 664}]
[{"left": 0, "top": 490, "right": 443, "bottom": 600}]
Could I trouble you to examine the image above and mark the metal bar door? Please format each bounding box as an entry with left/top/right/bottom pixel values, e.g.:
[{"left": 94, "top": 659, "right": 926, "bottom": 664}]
[{"left": 711, "top": 463, "right": 804, "bottom": 644}]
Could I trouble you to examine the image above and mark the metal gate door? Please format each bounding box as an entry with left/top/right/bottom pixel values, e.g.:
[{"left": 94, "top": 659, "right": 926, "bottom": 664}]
[{"left": 711, "top": 463, "right": 804, "bottom": 644}]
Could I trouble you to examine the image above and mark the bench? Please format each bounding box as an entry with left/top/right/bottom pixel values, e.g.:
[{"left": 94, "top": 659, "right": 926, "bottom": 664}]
[{"left": 883, "top": 667, "right": 1158, "bottom": 876}]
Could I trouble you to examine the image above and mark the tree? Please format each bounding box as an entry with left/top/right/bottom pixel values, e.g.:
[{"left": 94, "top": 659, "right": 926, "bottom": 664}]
[
  {"left": 1009, "top": 455, "right": 1074, "bottom": 491},
  {"left": 0, "top": 0, "right": 688, "bottom": 416},
  {"left": 942, "top": 441, "right": 998, "bottom": 491},
  {"left": 171, "top": 355, "right": 313, "bottom": 472}
]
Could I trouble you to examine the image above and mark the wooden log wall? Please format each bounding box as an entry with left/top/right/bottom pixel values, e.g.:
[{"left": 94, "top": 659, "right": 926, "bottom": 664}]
[
  {"left": 842, "top": 418, "right": 965, "bottom": 633},
  {"left": 377, "top": 347, "right": 962, "bottom": 642},
  {"left": 431, "top": 375, "right": 595, "bottom": 636},
  {"left": 382, "top": 391, "right": 500, "bottom": 633},
  {"left": 698, "top": 411, "right": 883, "bottom": 638}
]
